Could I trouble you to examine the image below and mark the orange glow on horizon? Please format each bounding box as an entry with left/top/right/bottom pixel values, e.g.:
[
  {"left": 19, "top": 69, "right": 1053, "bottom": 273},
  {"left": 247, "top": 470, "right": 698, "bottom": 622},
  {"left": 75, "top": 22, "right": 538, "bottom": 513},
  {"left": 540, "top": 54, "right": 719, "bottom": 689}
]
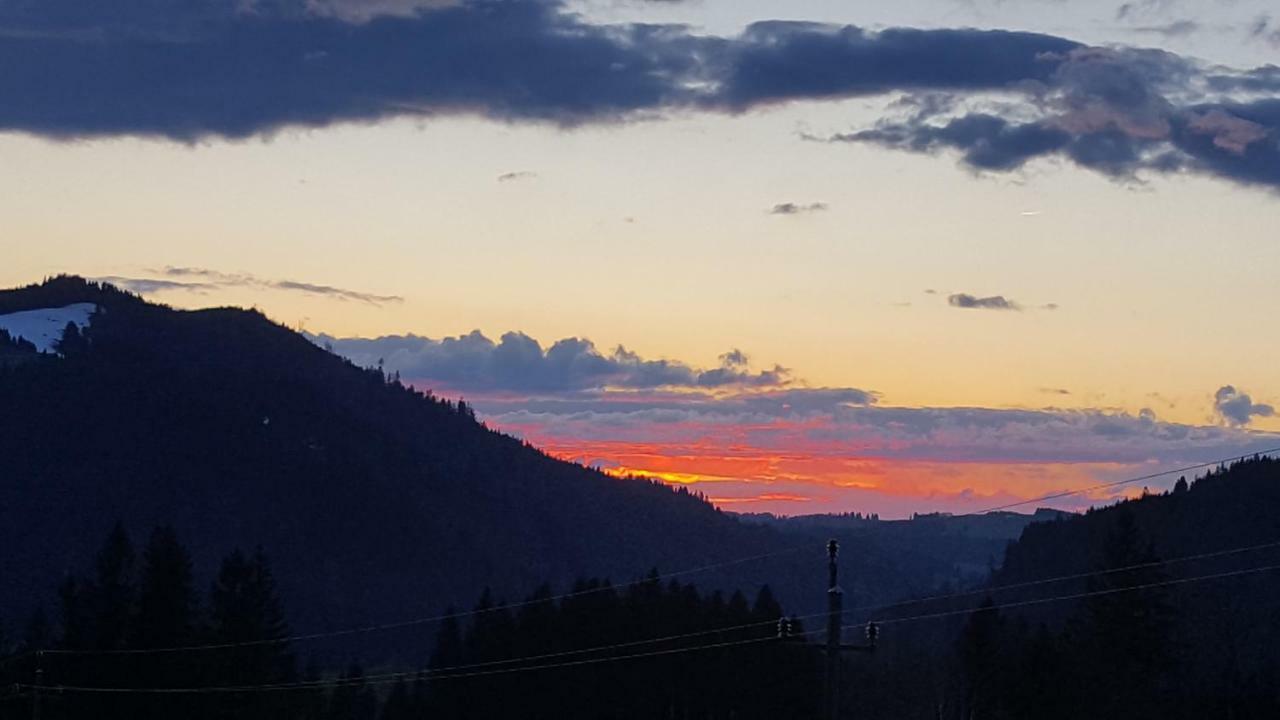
[{"left": 517, "top": 432, "right": 1147, "bottom": 517}]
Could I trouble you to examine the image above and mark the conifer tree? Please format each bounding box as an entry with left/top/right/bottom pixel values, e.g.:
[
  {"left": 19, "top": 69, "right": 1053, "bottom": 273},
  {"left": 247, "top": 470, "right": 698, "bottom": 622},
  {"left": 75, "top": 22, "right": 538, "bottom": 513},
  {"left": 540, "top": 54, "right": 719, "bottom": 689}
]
[
  {"left": 91, "top": 522, "right": 136, "bottom": 652},
  {"left": 208, "top": 547, "right": 294, "bottom": 720},
  {"left": 1078, "top": 508, "right": 1176, "bottom": 718},
  {"left": 132, "top": 526, "right": 200, "bottom": 720},
  {"left": 134, "top": 526, "right": 197, "bottom": 650}
]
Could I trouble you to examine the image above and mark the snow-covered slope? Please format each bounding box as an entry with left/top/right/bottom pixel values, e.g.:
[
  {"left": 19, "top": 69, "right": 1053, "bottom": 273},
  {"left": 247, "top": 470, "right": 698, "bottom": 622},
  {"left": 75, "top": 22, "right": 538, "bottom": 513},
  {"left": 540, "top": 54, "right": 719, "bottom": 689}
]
[{"left": 0, "top": 303, "right": 96, "bottom": 353}]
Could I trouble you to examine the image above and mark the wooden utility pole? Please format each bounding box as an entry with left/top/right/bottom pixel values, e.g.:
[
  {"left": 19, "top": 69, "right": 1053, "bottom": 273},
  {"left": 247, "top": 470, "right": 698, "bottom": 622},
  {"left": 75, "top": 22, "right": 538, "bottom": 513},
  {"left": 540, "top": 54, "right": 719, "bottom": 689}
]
[
  {"left": 824, "top": 540, "right": 877, "bottom": 720},
  {"left": 825, "top": 539, "right": 842, "bottom": 720},
  {"left": 32, "top": 651, "right": 42, "bottom": 720}
]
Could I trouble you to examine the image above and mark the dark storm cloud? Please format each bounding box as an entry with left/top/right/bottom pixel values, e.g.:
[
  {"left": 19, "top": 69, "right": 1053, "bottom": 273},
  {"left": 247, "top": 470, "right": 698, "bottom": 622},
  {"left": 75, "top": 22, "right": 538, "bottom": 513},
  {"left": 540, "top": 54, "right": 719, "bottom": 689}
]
[
  {"left": 821, "top": 44, "right": 1280, "bottom": 191},
  {"left": 3, "top": 1, "right": 1280, "bottom": 191},
  {"left": 710, "top": 23, "right": 1080, "bottom": 109},
  {"left": 308, "top": 330, "right": 791, "bottom": 393},
  {"left": 840, "top": 115, "right": 1074, "bottom": 172},
  {"left": 1214, "top": 385, "right": 1275, "bottom": 426},
  {"left": 0, "top": 0, "right": 1109, "bottom": 141},
  {"left": 733, "top": 25, "right": 1280, "bottom": 193},
  {"left": 948, "top": 293, "right": 1020, "bottom": 310},
  {"left": 0, "top": 0, "right": 707, "bottom": 139},
  {"left": 1208, "top": 65, "right": 1280, "bottom": 94}
]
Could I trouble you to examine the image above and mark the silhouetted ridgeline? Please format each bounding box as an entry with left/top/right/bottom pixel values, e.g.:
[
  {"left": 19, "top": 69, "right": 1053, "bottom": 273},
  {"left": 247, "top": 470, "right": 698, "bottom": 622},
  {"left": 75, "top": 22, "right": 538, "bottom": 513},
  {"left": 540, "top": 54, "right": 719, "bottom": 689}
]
[
  {"left": 3, "top": 277, "right": 1280, "bottom": 717},
  {"left": 0, "top": 276, "right": 1051, "bottom": 653},
  {"left": 0, "top": 276, "right": 804, "bottom": 661},
  {"left": 851, "top": 456, "right": 1280, "bottom": 719}
]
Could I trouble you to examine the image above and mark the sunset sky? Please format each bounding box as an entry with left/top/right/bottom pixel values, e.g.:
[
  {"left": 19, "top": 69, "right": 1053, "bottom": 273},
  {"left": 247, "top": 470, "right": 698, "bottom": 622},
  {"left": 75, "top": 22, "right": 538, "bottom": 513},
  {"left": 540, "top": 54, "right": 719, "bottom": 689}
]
[{"left": 4, "top": 0, "right": 1279, "bottom": 516}]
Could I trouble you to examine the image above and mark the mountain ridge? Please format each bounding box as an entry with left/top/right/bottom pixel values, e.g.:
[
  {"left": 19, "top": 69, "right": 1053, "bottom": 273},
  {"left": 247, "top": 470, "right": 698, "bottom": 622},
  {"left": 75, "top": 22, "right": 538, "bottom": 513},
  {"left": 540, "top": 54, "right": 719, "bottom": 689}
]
[
  {"left": 0, "top": 276, "right": 1066, "bottom": 661},
  {"left": 1, "top": 277, "right": 794, "bottom": 658}
]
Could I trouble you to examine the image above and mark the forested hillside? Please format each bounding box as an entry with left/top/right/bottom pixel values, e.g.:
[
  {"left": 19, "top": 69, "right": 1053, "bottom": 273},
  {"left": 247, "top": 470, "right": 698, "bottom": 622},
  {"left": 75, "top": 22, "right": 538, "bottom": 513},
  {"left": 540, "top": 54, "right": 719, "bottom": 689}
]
[
  {"left": 4, "top": 277, "right": 1280, "bottom": 717},
  {"left": 0, "top": 277, "right": 795, "bottom": 661},
  {"left": 0, "top": 277, "right": 1062, "bottom": 657},
  {"left": 849, "top": 457, "right": 1280, "bottom": 719},
  {"left": 0, "top": 523, "right": 819, "bottom": 720}
]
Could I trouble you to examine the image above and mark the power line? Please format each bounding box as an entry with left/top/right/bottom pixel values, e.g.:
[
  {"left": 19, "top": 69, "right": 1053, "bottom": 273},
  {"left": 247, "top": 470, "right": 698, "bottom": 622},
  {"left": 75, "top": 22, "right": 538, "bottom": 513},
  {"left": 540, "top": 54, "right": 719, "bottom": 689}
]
[
  {"left": 24, "top": 448, "right": 1280, "bottom": 661},
  {"left": 19, "top": 630, "right": 821, "bottom": 695},
  {"left": 343, "top": 614, "right": 797, "bottom": 678},
  {"left": 41, "top": 544, "right": 814, "bottom": 657},
  {"left": 30, "top": 552, "right": 1280, "bottom": 696},
  {"left": 848, "top": 537, "right": 1280, "bottom": 618},
  {"left": 236, "top": 611, "right": 819, "bottom": 691},
  {"left": 23, "top": 554, "right": 1280, "bottom": 696},
  {"left": 19, "top": 543, "right": 1280, "bottom": 696},
  {"left": 856, "top": 561, "right": 1280, "bottom": 628},
  {"left": 33, "top": 448, "right": 1280, "bottom": 660},
  {"left": 965, "top": 447, "right": 1280, "bottom": 515}
]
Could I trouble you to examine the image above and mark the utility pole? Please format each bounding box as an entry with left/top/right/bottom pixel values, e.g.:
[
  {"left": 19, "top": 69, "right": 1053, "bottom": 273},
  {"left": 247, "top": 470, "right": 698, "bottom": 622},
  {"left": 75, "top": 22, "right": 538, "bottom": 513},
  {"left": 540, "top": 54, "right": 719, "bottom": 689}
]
[
  {"left": 32, "top": 651, "right": 42, "bottom": 720},
  {"left": 825, "top": 539, "right": 841, "bottom": 720},
  {"left": 824, "top": 540, "right": 878, "bottom": 720}
]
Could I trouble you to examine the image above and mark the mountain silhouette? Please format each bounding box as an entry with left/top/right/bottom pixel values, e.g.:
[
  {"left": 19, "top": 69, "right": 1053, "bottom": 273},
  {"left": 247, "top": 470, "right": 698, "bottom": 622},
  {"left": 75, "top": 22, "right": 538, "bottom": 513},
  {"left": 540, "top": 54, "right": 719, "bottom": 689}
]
[{"left": 0, "top": 276, "right": 1049, "bottom": 661}]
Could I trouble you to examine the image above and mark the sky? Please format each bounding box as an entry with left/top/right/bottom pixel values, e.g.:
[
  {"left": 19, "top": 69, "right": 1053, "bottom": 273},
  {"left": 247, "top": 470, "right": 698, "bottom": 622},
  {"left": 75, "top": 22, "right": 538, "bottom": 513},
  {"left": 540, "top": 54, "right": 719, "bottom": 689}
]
[{"left": 3, "top": 0, "right": 1279, "bottom": 516}]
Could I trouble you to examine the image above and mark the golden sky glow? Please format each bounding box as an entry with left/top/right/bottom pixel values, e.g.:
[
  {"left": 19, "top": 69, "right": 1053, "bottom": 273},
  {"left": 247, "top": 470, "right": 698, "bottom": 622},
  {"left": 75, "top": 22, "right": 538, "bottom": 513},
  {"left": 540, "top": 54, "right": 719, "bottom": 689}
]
[{"left": 4, "top": 0, "right": 1279, "bottom": 516}]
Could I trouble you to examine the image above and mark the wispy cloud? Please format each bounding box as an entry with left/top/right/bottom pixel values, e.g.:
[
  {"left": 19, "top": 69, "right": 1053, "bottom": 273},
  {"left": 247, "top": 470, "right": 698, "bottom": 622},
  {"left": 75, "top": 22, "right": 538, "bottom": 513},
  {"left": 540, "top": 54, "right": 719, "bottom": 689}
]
[
  {"left": 160, "top": 267, "right": 402, "bottom": 305},
  {"left": 1130, "top": 20, "right": 1200, "bottom": 38},
  {"left": 769, "top": 202, "right": 828, "bottom": 215},
  {"left": 100, "top": 268, "right": 403, "bottom": 306},
  {"left": 91, "top": 276, "right": 217, "bottom": 294},
  {"left": 497, "top": 171, "right": 537, "bottom": 182},
  {"left": 1115, "top": 0, "right": 1177, "bottom": 22},
  {"left": 1247, "top": 15, "right": 1280, "bottom": 46}
]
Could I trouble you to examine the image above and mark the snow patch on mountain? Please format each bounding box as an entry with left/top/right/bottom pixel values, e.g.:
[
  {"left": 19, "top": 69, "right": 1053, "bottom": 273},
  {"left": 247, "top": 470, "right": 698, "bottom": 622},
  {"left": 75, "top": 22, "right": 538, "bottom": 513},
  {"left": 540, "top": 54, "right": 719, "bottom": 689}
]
[{"left": 0, "top": 303, "right": 97, "bottom": 353}]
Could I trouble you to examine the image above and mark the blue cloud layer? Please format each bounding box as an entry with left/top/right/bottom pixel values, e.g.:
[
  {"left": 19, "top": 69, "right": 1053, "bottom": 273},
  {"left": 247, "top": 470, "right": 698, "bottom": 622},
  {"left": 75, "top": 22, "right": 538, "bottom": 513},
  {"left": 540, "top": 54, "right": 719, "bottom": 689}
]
[
  {"left": 3, "top": 1, "right": 1278, "bottom": 189},
  {"left": 313, "top": 327, "right": 1280, "bottom": 470},
  {"left": 309, "top": 330, "right": 793, "bottom": 392}
]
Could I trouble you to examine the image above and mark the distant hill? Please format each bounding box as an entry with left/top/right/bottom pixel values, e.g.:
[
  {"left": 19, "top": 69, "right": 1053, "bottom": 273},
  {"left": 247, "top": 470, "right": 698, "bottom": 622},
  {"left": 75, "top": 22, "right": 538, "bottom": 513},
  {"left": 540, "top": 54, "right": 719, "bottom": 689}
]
[
  {"left": 0, "top": 276, "right": 1048, "bottom": 661},
  {"left": 739, "top": 508, "right": 1072, "bottom": 593}
]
